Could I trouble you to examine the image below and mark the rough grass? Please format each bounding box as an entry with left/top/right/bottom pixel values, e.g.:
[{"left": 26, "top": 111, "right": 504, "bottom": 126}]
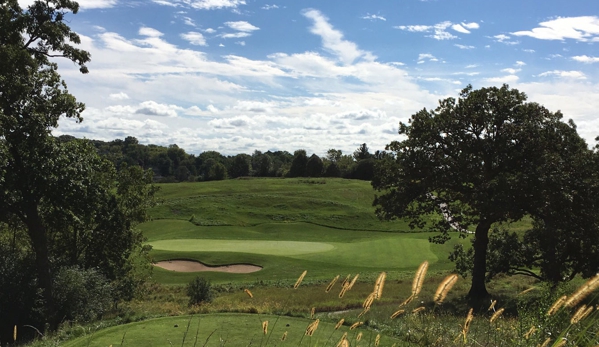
[{"left": 148, "top": 178, "right": 419, "bottom": 231}]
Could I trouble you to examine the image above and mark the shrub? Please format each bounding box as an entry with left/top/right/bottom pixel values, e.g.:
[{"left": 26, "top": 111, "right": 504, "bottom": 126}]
[
  {"left": 53, "top": 266, "right": 114, "bottom": 322},
  {"left": 187, "top": 276, "right": 213, "bottom": 306}
]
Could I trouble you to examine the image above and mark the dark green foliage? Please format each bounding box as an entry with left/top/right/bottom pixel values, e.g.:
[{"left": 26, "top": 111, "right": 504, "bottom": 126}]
[
  {"left": 52, "top": 267, "right": 113, "bottom": 322},
  {"left": 288, "top": 149, "right": 308, "bottom": 177},
  {"left": 229, "top": 154, "right": 251, "bottom": 178},
  {"left": 187, "top": 276, "right": 213, "bottom": 306},
  {"left": 353, "top": 143, "right": 372, "bottom": 161},
  {"left": 324, "top": 162, "right": 341, "bottom": 177},
  {"left": 351, "top": 158, "right": 375, "bottom": 180},
  {"left": 373, "top": 84, "right": 596, "bottom": 298},
  {"left": 0, "top": 242, "right": 41, "bottom": 344},
  {"left": 306, "top": 154, "right": 324, "bottom": 177},
  {"left": 0, "top": 0, "right": 157, "bottom": 331}
]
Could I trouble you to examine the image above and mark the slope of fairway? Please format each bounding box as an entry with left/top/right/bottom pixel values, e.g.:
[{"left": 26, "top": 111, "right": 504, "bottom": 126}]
[
  {"left": 151, "top": 239, "right": 335, "bottom": 256},
  {"left": 148, "top": 178, "right": 425, "bottom": 232},
  {"left": 62, "top": 314, "right": 399, "bottom": 347}
]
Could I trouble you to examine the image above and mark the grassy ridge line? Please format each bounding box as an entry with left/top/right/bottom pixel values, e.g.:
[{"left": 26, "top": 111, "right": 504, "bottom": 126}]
[{"left": 147, "top": 178, "right": 421, "bottom": 231}]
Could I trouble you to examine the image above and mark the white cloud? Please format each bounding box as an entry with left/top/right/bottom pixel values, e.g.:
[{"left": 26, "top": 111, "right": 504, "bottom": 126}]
[
  {"left": 262, "top": 4, "right": 278, "bottom": 10},
  {"left": 181, "top": 32, "right": 207, "bottom": 46},
  {"left": 108, "top": 92, "right": 130, "bottom": 100},
  {"left": 395, "top": 25, "right": 431, "bottom": 32},
  {"left": 523, "top": 49, "right": 535, "bottom": 53},
  {"left": 538, "top": 70, "right": 586, "bottom": 79},
  {"left": 302, "top": 9, "right": 376, "bottom": 65},
  {"left": 465, "top": 64, "right": 478, "bottom": 68},
  {"left": 209, "top": 115, "right": 254, "bottom": 128},
  {"left": 205, "top": 28, "right": 217, "bottom": 34},
  {"left": 515, "top": 61, "right": 526, "bottom": 66},
  {"left": 182, "top": 17, "right": 196, "bottom": 27},
  {"left": 225, "top": 21, "right": 260, "bottom": 32},
  {"left": 152, "top": 0, "right": 246, "bottom": 10},
  {"left": 139, "top": 27, "right": 163, "bottom": 37},
  {"left": 493, "top": 34, "right": 519, "bottom": 45},
  {"left": 512, "top": 16, "right": 599, "bottom": 42},
  {"left": 484, "top": 75, "right": 519, "bottom": 84},
  {"left": 451, "top": 24, "right": 470, "bottom": 34},
  {"left": 417, "top": 53, "right": 438, "bottom": 63},
  {"left": 135, "top": 101, "right": 182, "bottom": 117},
  {"left": 235, "top": 41, "right": 246, "bottom": 46},
  {"left": 462, "top": 22, "right": 480, "bottom": 30},
  {"left": 220, "top": 32, "right": 251, "bottom": 39},
  {"left": 396, "top": 21, "right": 478, "bottom": 40},
  {"left": 454, "top": 44, "right": 475, "bottom": 49},
  {"left": 501, "top": 68, "right": 520, "bottom": 74},
  {"left": 362, "top": 14, "right": 386, "bottom": 21},
  {"left": 572, "top": 55, "right": 599, "bottom": 63}
]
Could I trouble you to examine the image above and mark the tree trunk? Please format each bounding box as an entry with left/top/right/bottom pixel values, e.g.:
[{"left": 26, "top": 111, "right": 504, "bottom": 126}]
[
  {"left": 467, "top": 219, "right": 492, "bottom": 299},
  {"left": 23, "top": 205, "right": 56, "bottom": 328}
]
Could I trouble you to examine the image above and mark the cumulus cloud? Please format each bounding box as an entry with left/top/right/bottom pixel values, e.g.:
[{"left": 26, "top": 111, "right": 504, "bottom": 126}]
[
  {"left": 139, "top": 27, "right": 163, "bottom": 37},
  {"left": 501, "top": 68, "right": 520, "bottom": 74},
  {"left": 572, "top": 55, "right": 599, "bottom": 63},
  {"left": 108, "top": 92, "right": 130, "bottom": 100},
  {"left": 512, "top": 16, "right": 599, "bottom": 42},
  {"left": 181, "top": 31, "right": 207, "bottom": 45},
  {"left": 135, "top": 101, "right": 182, "bottom": 117},
  {"left": 209, "top": 115, "right": 253, "bottom": 128},
  {"left": 455, "top": 44, "right": 475, "bottom": 49},
  {"left": 303, "top": 9, "right": 376, "bottom": 64},
  {"left": 225, "top": 21, "right": 260, "bottom": 32},
  {"left": 538, "top": 70, "right": 586, "bottom": 79},
  {"left": 262, "top": 4, "right": 278, "bottom": 10}
]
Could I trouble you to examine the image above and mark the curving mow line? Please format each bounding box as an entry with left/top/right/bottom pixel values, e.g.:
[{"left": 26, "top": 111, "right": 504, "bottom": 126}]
[{"left": 154, "top": 259, "right": 262, "bottom": 273}]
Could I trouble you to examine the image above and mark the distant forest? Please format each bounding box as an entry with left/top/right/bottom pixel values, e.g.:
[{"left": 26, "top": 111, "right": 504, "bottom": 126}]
[{"left": 57, "top": 135, "right": 390, "bottom": 182}]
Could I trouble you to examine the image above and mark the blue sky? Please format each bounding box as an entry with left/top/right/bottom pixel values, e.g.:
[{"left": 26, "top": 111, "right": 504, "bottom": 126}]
[{"left": 20, "top": 0, "right": 599, "bottom": 155}]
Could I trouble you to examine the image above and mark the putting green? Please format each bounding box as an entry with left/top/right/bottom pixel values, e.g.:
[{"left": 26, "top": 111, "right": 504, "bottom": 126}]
[{"left": 150, "top": 239, "right": 335, "bottom": 256}]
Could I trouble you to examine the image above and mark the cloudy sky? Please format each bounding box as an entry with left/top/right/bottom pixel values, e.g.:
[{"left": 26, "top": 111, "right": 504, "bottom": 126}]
[{"left": 20, "top": 0, "right": 599, "bottom": 155}]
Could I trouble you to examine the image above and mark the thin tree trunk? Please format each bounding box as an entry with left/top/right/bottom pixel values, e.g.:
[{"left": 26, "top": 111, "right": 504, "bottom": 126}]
[
  {"left": 23, "top": 205, "right": 56, "bottom": 328},
  {"left": 467, "top": 219, "right": 492, "bottom": 299}
]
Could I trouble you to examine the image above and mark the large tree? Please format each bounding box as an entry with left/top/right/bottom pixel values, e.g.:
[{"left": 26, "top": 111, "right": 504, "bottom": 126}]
[
  {"left": 372, "top": 85, "right": 591, "bottom": 298},
  {"left": 0, "top": 0, "right": 155, "bottom": 328}
]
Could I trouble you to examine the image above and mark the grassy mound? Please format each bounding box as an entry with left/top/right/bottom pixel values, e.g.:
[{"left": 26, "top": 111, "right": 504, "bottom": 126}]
[{"left": 61, "top": 314, "right": 399, "bottom": 347}]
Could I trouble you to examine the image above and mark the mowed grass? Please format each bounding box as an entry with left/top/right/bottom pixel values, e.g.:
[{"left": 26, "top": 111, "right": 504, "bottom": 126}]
[
  {"left": 62, "top": 314, "right": 399, "bottom": 347},
  {"left": 144, "top": 220, "right": 458, "bottom": 285},
  {"left": 141, "top": 178, "right": 470, "bottom": 285}
]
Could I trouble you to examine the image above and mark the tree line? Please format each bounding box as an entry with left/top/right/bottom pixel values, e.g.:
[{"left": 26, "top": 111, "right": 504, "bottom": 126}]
[{"left": 66, "top": 135, "right": 388, "bottom": 182}]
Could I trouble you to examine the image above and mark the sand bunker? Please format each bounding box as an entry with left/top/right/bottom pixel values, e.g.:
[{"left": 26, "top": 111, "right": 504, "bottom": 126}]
[{"left": 154, "top": 260, "right": 262, "bottom": 273}]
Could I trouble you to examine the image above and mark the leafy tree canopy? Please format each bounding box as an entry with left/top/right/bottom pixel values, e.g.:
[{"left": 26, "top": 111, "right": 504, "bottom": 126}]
[{"left": 372, "top": 84, "right": 597, "bottom": 298}]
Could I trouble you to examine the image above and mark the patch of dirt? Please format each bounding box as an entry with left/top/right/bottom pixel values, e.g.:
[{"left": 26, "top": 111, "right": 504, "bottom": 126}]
[{"left": 154, "top": 260, "right": 262, "bottom": 273}]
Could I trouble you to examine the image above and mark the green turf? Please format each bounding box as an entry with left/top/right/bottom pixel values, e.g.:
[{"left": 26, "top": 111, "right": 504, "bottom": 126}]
[
  {"left": 62, "top": 314, "right": 399, "bottom": 347},
  {"left": 148, "top": 178, "right": 421, "bottom": 231},
  {"left": 140, "top": 178, "right": 517, "bottom": 285},
  {"left": 151, "top": 239, "right": 336, "bottom": 255}
]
